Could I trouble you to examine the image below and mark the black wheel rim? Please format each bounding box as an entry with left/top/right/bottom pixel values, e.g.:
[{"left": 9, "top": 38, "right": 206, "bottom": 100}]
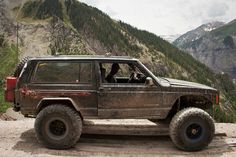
[
  {"left": 185, "top": 123, "right": 203, "bottom": 140},
  {"left": 49, "top": 120, "right": 66, "bottom": 136},
  {"left": 46, "top": 117, "right": 68, "bottom": 140}
]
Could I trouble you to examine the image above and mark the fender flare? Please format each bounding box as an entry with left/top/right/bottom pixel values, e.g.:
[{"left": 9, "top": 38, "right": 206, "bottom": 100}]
[
  {"left": 36, "top": 97, "right": 80, "bottom": 113},
  {"left": 170, "top": 93, "right": 213, "bottom": 110}
]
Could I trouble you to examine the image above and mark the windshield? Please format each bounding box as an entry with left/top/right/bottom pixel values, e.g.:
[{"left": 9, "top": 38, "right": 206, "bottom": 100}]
[
  {"left": 138, "top": 61, "right": 170, "bottom": 87},
  {"left": 137, "top": 61, "right": 170, "bottom": 87}
]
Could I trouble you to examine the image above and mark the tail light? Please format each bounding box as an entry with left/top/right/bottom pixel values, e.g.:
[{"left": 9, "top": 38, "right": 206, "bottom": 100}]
[
  {"left": 215, "top": 92, "right": 220, "bottom": 105},
  {"left": 4, "top": 77, "right": 17, "bottom": 102}
]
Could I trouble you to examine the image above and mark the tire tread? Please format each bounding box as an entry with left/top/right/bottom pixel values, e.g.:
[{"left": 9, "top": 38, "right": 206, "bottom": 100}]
[
  {"left": 169, "top": 107, "right": 215, "bottom": 151},
  {"left": 35, "top": 104, "right": 82, "bottom": 149}
]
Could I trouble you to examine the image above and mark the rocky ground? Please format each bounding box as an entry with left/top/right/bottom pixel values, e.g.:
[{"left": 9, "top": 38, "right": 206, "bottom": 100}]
[{"left": 0, "top": 109, "right": 236, "bottom": 157}]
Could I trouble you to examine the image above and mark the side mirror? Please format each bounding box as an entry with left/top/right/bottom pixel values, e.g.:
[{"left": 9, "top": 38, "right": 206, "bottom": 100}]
[{"left": 145, "top": 77, "right": 154, "bottom": 86}]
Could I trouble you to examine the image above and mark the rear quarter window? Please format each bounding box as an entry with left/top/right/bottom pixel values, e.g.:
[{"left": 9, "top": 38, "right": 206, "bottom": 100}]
[{"left": 31, "top": 61, "right": 92, "bottom": 84}]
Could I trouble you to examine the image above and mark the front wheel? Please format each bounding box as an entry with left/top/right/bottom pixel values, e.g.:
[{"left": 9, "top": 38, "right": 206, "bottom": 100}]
[
  {"left": 169, "top": 107, "right": 215, "bottom": 151},
  {"left": 35, "top": 105, "right": 82, "bottom": 149}
]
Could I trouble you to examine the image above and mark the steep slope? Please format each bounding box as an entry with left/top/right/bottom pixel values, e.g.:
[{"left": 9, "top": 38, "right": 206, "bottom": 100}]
[
  {"left": 174, "top": 20, "right": 236, "bottom": 79},
  {"left": 0, "top": 0, "right": 236, "bottom": 122}
]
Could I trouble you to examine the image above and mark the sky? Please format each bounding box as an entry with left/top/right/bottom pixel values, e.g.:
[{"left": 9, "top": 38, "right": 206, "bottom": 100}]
[{"left": 79, "top": 0, "right": 236, "bottom": 36}]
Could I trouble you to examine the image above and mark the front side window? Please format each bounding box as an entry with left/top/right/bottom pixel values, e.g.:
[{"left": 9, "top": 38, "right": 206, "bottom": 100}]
[
  {"left": 32, "top": 61, "right": 92, "bottom": 83},
  {"left": 99, "top": 62, "right": 147, "bottom": 84}
]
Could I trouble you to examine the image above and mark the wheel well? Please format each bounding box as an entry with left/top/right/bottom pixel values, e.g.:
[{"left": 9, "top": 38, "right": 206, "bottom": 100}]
[
  {"left": 36, "top": 100, "right": 83, "bottom": 119},
  {"left": 165, "top": 95, "right": 213, "bottom": 120}
]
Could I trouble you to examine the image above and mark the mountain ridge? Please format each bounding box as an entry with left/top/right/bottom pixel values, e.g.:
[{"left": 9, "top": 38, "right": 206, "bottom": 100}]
[
  {"left": 174, "top": 20, "right": 236, "bottom": 79},
  {"left": 173, "top": 21, "right": 225, "bottom": 47}
]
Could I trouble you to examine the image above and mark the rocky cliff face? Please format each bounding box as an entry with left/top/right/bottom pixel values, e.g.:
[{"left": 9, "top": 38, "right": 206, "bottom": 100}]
[
  {"left": 174, "top": 21, "right": 236, "bottom": 79},
  {"left": 0, "top": 0, "right": 16, "bottom": 42},
  {"left": 0, "top": 0, "right": 90, "bottom": 59}
]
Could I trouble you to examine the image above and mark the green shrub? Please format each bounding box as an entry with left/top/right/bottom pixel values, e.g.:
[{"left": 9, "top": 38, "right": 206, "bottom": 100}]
[{"left": 0, "top": 44, "right": 18, "bottom": 112}]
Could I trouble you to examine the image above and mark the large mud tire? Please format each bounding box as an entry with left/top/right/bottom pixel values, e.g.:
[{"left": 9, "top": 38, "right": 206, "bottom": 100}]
[
  {"left": 35, "top": 105, "right": 82, "bottom": 149},
  {"left": 169, "top": 107, "right": 215, "bottom": 151},
  {"left": 13, "top": 57, "right": 31, "bottom": 77}
]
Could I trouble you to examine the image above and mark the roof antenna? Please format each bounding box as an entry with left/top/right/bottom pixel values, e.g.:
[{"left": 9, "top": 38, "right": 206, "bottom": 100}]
[
  {"left": 16, "top": 21, "right": 19, "bottom": 62},
  {"left": 15, "top": 1, "right": 24, "bottom": 62}
]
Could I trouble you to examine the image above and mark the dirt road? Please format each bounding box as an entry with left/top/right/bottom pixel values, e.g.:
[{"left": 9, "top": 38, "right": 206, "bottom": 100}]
[{"left": 0, "top": 119, "right": 236, "bottom": 157}]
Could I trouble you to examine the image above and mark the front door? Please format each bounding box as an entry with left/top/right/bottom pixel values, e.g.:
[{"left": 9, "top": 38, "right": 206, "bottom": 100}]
[{"left": 97, "top": 62, "right": 163, "bottom": 119}]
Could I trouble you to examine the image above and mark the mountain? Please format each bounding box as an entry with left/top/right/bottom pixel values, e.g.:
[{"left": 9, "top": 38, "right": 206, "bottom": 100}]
[
  {"left": 174, "top": 20, "right": 236, "bottom": 79},
  {"left": 174, "top": 21, "right": 224, "bottom": 47},
  {"left": 0, "top": 0, "right": 236, "bottom": 122},
  {"left": 161, "top": 34, "right": 181, "bottom": 43}
]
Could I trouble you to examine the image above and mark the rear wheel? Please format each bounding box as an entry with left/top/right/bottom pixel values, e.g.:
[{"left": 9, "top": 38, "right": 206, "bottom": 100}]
[
  {"left": 35, "top": 105, "right": 82, "bottom": 149},
  {"left": 169, "top": 107, "right": 215, "bottom": 151}
]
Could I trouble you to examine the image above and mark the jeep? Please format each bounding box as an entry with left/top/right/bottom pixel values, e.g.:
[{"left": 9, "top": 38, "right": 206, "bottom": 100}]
[{"left": 4, "top": 55, "right": 219, "bottom": 151}]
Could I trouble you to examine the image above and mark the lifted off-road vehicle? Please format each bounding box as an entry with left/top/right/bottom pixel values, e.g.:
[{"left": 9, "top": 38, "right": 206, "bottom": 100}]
[{"left": 5, "top": 55, "right": 219, "bottom": 151}]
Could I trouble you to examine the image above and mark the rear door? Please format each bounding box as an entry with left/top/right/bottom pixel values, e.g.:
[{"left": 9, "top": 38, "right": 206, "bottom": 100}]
[{"left": 19, "top": 60, "right": 98, "bottom": 117}]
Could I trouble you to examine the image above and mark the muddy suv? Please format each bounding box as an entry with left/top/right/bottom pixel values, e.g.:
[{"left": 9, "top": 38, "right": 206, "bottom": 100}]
[{"left": 5, "top": 55, "right": 219, "bottom": 151}]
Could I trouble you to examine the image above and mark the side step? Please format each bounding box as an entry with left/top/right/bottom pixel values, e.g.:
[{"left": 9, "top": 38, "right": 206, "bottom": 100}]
[{"left": 82, "top": 119, "right": 169, "bottom": 136}]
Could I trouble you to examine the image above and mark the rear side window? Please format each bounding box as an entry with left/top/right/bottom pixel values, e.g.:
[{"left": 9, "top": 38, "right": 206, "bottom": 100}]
[{"left": 32, "top": 61, "right": 92, "bottom": 83}]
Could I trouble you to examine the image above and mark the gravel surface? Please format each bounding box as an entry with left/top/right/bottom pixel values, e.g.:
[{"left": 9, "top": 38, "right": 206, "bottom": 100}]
[{"left": 0, "top": 119, "right": 236, "bottom": 157}]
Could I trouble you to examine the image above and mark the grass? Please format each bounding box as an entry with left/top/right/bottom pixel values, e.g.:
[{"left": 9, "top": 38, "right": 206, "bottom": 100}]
[
  {"left": 0, "top": 44, "right": 18, "bottom": 113},
  {"left": 0, "top": 88, "right": 10, "bottom": 112}
]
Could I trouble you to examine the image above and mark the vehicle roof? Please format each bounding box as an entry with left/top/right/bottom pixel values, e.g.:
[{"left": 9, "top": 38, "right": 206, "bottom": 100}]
[{"left": 29, "top": 55, "right": 138, "bottom": 61}]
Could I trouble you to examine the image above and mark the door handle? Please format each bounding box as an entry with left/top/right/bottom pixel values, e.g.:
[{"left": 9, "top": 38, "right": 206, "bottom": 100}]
[
  {"left": 99, "top": 87, "right": 104, "bottom": 91},
  {"left": 105, "top": 88, "right": 111, "bottom": 91},
  {"left": 99, "top": 87, "right": 111, "bottom": 91}
]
